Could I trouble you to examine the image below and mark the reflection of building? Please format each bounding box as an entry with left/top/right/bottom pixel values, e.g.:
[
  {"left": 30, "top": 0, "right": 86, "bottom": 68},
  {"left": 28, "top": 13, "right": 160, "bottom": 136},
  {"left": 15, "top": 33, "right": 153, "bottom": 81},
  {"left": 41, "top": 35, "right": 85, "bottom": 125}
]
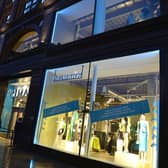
[{"left": 0, "top": 0, "right": 167, "bottom": 168}]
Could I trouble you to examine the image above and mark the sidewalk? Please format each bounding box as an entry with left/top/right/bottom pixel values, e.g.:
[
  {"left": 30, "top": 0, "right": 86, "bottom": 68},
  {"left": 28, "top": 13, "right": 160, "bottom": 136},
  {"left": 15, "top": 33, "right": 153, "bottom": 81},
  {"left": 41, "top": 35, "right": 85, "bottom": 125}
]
[{"left": 0, "top": 137, "right": 78, "bottom": 168}]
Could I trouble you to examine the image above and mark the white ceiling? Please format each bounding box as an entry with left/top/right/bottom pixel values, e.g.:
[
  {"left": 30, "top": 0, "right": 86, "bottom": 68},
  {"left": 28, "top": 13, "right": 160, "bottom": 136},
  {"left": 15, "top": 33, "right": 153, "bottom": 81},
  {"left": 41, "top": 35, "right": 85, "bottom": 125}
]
[
  {"left": 48, "top": 50, "right": 159, "bottom": 80},
  {"left": 91, "top": 50, "right": 159, "bottom": 78}
]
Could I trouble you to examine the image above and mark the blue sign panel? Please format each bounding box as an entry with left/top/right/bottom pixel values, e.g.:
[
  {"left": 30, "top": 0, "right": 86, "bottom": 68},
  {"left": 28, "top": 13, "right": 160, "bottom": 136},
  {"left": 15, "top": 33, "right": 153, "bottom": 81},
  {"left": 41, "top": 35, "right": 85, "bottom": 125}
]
[
  {"left": 43, "top": 100, "right": 79, "bottom": 118},
  {"left": 90, "top": 100, "right": 150, "bottom": 123}
]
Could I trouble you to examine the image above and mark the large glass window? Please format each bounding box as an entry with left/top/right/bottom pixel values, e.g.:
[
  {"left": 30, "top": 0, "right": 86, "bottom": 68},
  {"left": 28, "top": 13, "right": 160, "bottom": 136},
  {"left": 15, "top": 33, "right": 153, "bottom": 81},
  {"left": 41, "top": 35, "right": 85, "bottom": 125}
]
[
  {"left": 51, "top": 0, "right": 95, "bottom": 45},
  {"left": 107, "top": 0, "right": 160, "bottom": 30},
  {"left": 85, "top": 51, "right": 159, "bottom": 168},
  {"left": 94, "top": 0, "right": 160, "bottom": 35},
  {"left": 0, "top": 77, "right": 31, "bottom": 135},
  {"left": 34, "top": 50, "right": 159, "bottom": 168},
  {"left": 51, "top": 0, "right": 160, "bottom": 43},
  {"left": 34, "top": 63, "right": 90, "bottom": 155}
]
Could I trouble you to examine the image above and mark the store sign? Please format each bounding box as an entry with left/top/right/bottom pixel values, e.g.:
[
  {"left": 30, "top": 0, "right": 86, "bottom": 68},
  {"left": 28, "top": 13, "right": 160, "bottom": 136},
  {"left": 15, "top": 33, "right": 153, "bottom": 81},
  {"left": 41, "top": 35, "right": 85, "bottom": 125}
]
[
  {"left": 8, "top": 87, "right": 29, "bottom": 97},
  {"left": 53, "top": 65, "right": 84, "bottom": 82},
  {"left": 43, "top": 100, "right": 79, "bottom": 118},
  {"left": 90, "top": 100, "right": 150, "bottom": 123}
]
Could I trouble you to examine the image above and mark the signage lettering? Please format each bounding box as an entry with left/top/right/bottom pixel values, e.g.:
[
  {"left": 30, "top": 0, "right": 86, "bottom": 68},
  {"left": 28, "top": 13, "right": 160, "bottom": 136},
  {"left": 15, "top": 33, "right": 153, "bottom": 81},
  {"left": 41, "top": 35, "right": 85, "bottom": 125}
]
[{"left": 53, "top": 65, "right": 84, "bottom": 82}]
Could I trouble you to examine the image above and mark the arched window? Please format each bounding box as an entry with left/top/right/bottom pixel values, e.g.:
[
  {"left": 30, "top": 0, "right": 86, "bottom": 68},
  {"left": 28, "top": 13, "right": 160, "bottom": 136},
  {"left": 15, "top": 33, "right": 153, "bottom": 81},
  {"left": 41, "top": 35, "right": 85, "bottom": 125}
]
[{"left": 12, "top": 31, "right": 40, "bottom": 53}]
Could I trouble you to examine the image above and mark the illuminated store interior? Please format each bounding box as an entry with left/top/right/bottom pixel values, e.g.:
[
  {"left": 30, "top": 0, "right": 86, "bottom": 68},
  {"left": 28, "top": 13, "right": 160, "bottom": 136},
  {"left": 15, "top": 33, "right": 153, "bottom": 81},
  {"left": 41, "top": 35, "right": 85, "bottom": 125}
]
[
  {"left": 34, "top": 50, "right": 159, "bottom": 168},
  {"left": 51, "top": 0, "right": 160, "bottom": 44},
  {"left": 0, "top": 77, "right": 31, "bottom": 134}
]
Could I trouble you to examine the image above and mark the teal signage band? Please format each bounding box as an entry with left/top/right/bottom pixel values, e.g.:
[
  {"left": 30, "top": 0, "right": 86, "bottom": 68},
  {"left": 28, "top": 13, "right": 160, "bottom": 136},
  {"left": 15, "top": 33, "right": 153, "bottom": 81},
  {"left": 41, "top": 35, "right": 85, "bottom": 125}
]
[
  {"left": 43, "top": 100, "right": 79, "bottom": 118},
  {"left": 90, "top": 100, "right": 150, "bottom": 123}
]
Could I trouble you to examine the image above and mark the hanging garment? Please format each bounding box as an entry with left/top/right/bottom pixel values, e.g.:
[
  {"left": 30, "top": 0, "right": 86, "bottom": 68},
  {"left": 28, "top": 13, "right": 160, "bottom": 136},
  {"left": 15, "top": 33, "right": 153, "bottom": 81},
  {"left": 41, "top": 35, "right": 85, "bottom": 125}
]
[{"left": 89, "top": 135, "right": 101, "bottom": 152}]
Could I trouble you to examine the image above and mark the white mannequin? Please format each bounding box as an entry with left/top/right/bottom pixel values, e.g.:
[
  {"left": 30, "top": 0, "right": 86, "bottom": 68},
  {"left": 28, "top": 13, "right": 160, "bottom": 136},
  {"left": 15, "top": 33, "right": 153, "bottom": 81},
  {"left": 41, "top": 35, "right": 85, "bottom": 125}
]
[{"left": 119, "top": 118, "right": 130, "bottom": 152}]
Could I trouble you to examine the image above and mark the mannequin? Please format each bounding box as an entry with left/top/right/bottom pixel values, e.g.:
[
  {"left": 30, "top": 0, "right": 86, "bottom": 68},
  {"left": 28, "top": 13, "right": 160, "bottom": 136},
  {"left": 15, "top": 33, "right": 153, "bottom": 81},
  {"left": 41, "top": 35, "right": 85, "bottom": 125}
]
[
  {"left": 137, "top": 114, "right": 149, "bottom": 161},
  {"left": 119, "top": 117, "right": 130, "bottom": 152}
]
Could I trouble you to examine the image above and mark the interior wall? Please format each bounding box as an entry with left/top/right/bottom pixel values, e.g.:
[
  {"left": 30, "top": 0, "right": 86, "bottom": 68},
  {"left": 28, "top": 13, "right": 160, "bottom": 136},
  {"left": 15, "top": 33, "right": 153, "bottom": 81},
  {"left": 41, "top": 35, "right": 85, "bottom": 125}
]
[{"left": 39, "top": 82, "right": 86, "bottom": 147}]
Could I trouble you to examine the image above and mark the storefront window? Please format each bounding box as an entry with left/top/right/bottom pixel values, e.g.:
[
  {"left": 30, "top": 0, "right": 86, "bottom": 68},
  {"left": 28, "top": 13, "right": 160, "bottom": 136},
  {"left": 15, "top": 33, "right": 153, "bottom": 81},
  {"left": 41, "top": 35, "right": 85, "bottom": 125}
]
[
  {"left": 34, "top": 50, "right": 159, "bottom": 168},
  {"left": 94, "top": 0, "right": 160, "bottom": 35},
  {"left": 51, "top": 0, "right": 95, "bottom": 45},
  {"left": 34, "top": 63, "right": 90, "bottom": 155},
  {"left": 51, "top": 0, "right": 160, "bottom": 42},
  {"left": 0, "top": 77, "right": 31, "bottom": 133},
  {"left": 85, "top": 50, "right": 159, "bottom": 168}
]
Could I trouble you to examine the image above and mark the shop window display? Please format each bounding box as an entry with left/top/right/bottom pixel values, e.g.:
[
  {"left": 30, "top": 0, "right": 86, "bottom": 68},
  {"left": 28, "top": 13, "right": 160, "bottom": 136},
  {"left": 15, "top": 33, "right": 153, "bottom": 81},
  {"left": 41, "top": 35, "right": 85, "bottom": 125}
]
[
  {"left": 0, "top": 77, "right": 31, "bottom": 135},
  {"left": 86, "top": 51, "right": 159, "bottom": 168},
  {"left": 34, "top": 63, "right": 90, "bottom": 155},
  {"left": 42, "top": 101, "right": 86, "bottom": 154},
  {"left": 34, "top": 50, "right": 159, "bottom": 168}
]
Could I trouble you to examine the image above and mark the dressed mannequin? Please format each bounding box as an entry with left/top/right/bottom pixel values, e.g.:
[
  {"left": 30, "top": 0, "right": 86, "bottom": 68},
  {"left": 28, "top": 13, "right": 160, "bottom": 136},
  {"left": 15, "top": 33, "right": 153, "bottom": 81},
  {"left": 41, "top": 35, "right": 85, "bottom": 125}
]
[
  {"left": 119, "top": 117, "right": 130, "bottom": 152},
  {"left": 137, "top": 114, "right": 149, "bottom": 161}
]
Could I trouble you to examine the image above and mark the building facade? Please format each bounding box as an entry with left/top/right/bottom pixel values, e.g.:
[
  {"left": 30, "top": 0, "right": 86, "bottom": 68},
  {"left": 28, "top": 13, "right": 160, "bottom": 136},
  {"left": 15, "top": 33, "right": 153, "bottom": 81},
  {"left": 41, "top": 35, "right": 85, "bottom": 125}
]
[{"left": 0, "top": 0, "right": 168, "bottom": 168}]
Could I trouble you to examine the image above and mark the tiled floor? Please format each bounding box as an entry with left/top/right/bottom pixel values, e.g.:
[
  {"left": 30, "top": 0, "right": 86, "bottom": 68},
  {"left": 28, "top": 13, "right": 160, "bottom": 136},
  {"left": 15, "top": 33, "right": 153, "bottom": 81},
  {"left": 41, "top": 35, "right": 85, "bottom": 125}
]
[{"left": 0, "top": 137, "right": 77, "bottom": 168}]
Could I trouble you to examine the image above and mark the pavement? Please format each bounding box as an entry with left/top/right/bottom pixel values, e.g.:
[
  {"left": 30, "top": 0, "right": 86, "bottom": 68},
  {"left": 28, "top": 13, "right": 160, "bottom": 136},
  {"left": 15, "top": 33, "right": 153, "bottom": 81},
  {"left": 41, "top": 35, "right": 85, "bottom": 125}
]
[{"left": 0, "top": 137, "right": 78, "bottom": 168}]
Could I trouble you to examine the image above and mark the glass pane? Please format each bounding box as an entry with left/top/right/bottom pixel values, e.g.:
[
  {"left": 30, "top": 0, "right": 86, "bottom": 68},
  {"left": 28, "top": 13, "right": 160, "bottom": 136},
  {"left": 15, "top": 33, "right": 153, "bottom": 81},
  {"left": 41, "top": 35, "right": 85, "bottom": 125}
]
[
  {"left": 0, "top": 77, "right": 31, "bottom": 134},
  {"left": 51, "top": 0, "right": 95, "bottom": 45},
  {"left": 106, "top": 0, "right": 160, "bottom": 30},
  {"left": 94, "top": 0, "right": 160, "bottom": 35},
  {"left": 34, "top": 63, "right": 90, "bottom": 155},
  {"left": 84, "top": 50, "right": 159, "bottom": 168}
]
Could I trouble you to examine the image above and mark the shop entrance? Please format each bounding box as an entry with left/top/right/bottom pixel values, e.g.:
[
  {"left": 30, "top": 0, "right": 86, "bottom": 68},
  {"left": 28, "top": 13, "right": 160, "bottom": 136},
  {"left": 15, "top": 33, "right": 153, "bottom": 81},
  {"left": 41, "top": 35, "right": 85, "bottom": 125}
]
[{"left": 0, "top": 76, "right": 31, "bottom": 140}]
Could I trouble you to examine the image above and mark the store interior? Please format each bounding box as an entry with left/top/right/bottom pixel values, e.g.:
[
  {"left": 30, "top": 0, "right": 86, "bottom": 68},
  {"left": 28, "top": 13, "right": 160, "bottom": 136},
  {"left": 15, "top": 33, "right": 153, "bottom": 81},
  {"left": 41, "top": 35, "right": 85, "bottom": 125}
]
[
  {"left": 37, "top": 64, "right": 89, "bottom": 154},
  {"left": 85, "top": 51, "right": 159, "bottom": 168},
  {"left": 0, "top": 77, "right": 31, "bottom": 135},
  {"left": 35, "top": 50, "right": 159, "bottom": 168},
  {"left": 52, "top": 0, "right": 160, "bottom": 44}
]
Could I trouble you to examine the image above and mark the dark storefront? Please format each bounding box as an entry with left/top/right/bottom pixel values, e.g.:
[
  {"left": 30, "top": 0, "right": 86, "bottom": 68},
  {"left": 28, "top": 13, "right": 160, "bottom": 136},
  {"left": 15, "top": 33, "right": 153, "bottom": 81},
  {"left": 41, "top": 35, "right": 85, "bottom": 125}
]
[{"left": 0, "top": 0, "right": 168, "bottom": 168}]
